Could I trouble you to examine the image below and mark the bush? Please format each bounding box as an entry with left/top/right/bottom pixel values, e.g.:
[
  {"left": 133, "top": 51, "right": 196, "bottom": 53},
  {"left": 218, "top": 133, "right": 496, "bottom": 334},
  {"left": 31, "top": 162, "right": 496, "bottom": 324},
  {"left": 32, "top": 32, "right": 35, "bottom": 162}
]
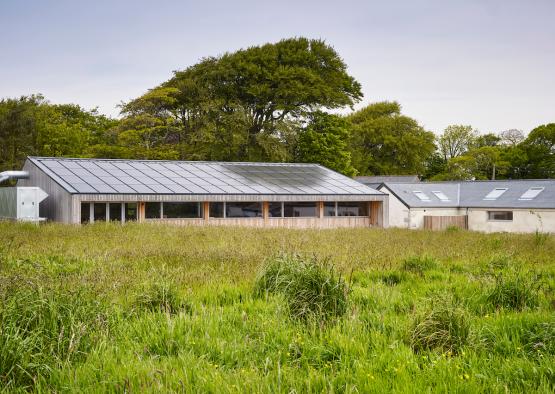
[
  {"left": 402, "top": 256, "right": 438, "bottom": 276},
  {"left": 410, "top": 300, "right": 471, "bottom": 354},
  {"left": 134, "top": 283, "right": 188, "bottom": 314},
  {"left": 486, "top": 271, "right": 540, "bottom": 311},
  {"left": 254, "top": 254, "right": 349, "bottom": 323},
  {"left": 0, "top": 282, "right": 108, "bottom": 390}
]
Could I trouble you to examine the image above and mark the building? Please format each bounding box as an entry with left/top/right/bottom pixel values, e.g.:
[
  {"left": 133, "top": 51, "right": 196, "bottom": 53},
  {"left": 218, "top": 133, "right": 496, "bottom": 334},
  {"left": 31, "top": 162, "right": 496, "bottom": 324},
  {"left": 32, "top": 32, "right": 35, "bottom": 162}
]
[
  {"left": 355, "top": 175, "right": 420, "bottom": 190},
  {"left": 16, "top": 157, "right": 388, "bottom": 228},
  {"left": 378, "top": 180, "right": 555, "bottom": 233}
]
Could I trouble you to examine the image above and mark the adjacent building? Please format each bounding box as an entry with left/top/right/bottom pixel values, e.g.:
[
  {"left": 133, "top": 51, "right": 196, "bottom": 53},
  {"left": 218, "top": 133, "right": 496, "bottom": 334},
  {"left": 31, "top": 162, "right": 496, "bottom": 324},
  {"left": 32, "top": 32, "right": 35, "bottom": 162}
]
[
  {"left": 17, "top": 157, "right": 388, "bottom": 228},
  {"left": 378, "top": 180, "right": 555, "bottom": 233}
]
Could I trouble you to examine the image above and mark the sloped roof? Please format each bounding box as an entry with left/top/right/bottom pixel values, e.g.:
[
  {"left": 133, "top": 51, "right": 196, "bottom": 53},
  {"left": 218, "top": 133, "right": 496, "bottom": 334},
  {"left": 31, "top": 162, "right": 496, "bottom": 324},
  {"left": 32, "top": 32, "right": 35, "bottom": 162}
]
[
  {"left": 356, "top": 175, "right": 420, "bottom": 185},
  {"left": 380, "top": 180, "right": 555, "bottom": 209},
  {"left": 27, "top": 157, "right": 382, "bottom": 196}
]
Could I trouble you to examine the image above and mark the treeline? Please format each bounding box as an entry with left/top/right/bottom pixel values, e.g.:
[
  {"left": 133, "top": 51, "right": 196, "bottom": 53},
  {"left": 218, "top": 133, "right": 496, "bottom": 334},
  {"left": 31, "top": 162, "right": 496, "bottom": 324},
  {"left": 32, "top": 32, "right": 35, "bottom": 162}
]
[{"left": 1, "top": 38, "right": 553, "bottom": 179}]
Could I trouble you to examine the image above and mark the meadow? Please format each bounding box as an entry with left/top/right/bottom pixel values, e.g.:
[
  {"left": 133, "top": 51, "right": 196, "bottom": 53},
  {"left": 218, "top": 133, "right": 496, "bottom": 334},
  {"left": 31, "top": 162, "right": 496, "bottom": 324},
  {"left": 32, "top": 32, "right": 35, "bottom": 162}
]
[{"left": 1, "top": 222, "right": 554, "bottom": 393}]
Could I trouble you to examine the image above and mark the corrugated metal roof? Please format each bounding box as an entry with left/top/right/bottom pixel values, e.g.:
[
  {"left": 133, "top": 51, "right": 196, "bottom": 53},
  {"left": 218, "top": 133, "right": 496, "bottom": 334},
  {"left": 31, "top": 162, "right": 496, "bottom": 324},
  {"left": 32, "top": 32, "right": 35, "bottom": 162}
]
[
  {"left": 381, "top": 180, "right": 555, "bottom": 209},
  {"left": 28, "top": 157, "right": 382, "bottom": 196}
]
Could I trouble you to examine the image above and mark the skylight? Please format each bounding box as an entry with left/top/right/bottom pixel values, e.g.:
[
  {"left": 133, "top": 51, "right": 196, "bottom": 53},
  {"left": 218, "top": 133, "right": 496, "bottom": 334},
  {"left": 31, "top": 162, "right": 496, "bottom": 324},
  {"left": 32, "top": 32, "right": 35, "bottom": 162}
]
[
  {"left": 432, "top": 191, "right": 450, "bottom": 201},
  {"left": 413, "top": 191, "right": 430, "bottom": 201},
  {"left": 484, "top": 188, "right": 508, "bottom": 200},
  {"left": 519, "top": 187, "right": 544, "bottom": 200}
]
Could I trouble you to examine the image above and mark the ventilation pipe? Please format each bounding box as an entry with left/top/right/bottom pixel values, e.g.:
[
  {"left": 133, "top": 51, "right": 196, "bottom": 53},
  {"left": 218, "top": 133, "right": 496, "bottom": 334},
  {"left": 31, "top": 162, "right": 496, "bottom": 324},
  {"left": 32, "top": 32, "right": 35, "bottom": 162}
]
[{"left": 0, "top": 171, "right": 29, "bottom": 184}]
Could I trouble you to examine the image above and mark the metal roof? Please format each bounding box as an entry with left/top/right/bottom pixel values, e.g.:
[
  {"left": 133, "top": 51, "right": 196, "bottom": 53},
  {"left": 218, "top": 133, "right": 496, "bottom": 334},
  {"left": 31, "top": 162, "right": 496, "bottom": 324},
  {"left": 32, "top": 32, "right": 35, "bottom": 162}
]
[
  {"left": 356, "top": 175, "right": 420, "bottom": 185},
  {"left": 380, "top": 180, "right": 555, "bottom": 209},
  {"left": 27, "top": 157, "right": 382, "bottom": 196}
]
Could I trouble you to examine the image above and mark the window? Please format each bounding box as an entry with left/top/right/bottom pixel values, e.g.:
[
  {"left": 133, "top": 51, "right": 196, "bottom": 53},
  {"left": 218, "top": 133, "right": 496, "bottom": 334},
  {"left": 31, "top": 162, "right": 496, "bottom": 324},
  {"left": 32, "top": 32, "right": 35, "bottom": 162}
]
[
  {"left": 163, "top": 202, "right": 201, "bottom": 218},
  {"left": 519, "top": 187, "right": 544, "bottom": 200},
  {"left": 432, "top": 191, "right": 450, "bottom": 202},
  {"left": 269, "top": 202, "right": 283, "bottom": 217},
  {"left": 93, "top": 203, "right": 106, "bottom": 222},
  {"left": 109, "top": 203, "right": 122, "bottom": 222},
  {"left": 488, "top": 211, "right": 513, "bottom": 221},
  {"left": 324, "top": 202, "right": 336, "bottom": 217},
  {"left": 81, "top": 203, "right": 90, "bottom": 224},
  {"left": 283, "top": 202, "right": 318, "bottom": 217},
  {"left": 226, "top": 202, "right": 262, "bottom": 218},
  {"left": 413, "top": 191, "right": 430, "bottom": 201},
  {"left": 125, "top": 203, "right": 137, "bottom": 221},
  {"left": 145, "top": 202, "right": 161, "bottom": 219},
  {"left": 484, "top": 188, "right": 508, "bottom": 200},
  {"left": 209, "top": 202, "right": 224, "bottom": 218},
  {"left": 337, "top": 202, "right": 369, "bottom": 217}
]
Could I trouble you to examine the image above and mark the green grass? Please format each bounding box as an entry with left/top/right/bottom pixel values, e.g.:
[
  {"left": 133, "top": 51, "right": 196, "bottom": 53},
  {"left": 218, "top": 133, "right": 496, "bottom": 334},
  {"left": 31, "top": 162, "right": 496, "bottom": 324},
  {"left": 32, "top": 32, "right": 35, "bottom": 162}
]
[{"left": 0, "top": 222, "right": 555, "bottom": 392}]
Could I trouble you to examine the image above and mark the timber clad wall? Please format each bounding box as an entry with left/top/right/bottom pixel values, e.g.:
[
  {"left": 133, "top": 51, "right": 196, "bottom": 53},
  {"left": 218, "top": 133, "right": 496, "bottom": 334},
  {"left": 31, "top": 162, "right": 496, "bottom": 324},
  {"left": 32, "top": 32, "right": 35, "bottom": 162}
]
[{"left": 423, "top": 215, "right": 468, "bottom": 230}]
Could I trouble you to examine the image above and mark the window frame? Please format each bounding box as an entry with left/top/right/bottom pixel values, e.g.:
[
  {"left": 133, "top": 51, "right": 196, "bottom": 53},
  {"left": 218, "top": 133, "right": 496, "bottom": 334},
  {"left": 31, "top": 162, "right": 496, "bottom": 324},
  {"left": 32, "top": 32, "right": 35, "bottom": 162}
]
[
  {"left": 484, "top": 188, "right": 508, "bottom": 201},
  {"left": 487, "top": 210, "right": 513, "bottom": 221}
]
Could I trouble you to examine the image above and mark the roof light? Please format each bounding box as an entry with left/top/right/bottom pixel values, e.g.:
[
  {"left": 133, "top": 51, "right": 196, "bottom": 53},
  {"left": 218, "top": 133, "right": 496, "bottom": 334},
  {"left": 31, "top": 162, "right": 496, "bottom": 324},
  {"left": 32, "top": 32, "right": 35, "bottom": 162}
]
[
  {"left": 432, "top": 191, "right": 450, "bottom": 201},
  {"left": 519, "top": 187, "right": 544, "bottom": 200},
  {"left": 484, "top": 187, "right": 508, "bottom": 200},
  {"left": 413, "top": 191, "right": 430, "bottom": 201}
]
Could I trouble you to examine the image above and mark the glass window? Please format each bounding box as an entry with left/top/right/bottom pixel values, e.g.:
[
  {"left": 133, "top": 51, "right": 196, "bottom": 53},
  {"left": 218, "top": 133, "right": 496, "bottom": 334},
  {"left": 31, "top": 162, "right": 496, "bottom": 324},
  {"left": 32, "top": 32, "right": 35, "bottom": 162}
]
[
  {"left": 484, "top": 188, "right": 508, "bottom": 200},
  {"left": 163, "top": 202, "right": 201, "bottom": 218},
  {"left": 487, "top": 211, "right": 513, "bottom": 221},
  {"left": 81, "top": 203, "right": 90, "bottom": 224},
  {"left": 324, "top": 202, "right": 336, "bottom": 217},
  {"left": 226, "top": 202, "right": 262, "bottom": 218},
  {"left": 337, "top": 202, "right": 369, "bottom": 217},
  {"left": 93, "top": 203, "right": 106, "bottom": 222},
  {"left": 519, "top": 187, "right": 544, "bottom": 200},
  {"left": 209, "top": 202, "right": 224, "bottom": 218},
  {"left": 109, "top": 203, "right": 122, "bottom": 222},
  {"left": 413, "top": 191, "right": 430, "bottom": 201},
  {"left": 145, "top": 202, "right": 161, "bottom": 219},
  {"left": 125, "top": 203, "right": 137, "bottom": 221},
  {"left": 283, "top": 202, "right": 318, "bottom": 217},
  {"left": 269, "top": 202, "right": 282, "bottom": 217},
  {"left": 432, "top": 191, "right": 450, "bottom": 201}
]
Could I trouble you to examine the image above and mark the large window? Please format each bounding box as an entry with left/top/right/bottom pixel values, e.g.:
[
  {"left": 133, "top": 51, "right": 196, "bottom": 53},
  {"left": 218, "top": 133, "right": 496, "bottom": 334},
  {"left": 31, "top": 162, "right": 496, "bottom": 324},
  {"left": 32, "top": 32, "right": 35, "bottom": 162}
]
[
  {"left": 337, "top": 202, "right": 369, "bottom": 217},
  {"left": 209, "top": 202, "right": 224, "bottom": 218},
  {"left": 324, "top": 202, "right": 336, "bottom": 217},
  {"left": 226, "top": 202, "right": 262, "bottom": 218},
  {"left": 81, "top": 203, "right": 90, "bottom": 223},
  {"left": 125, "top": 203, "right": 137, "bottom": 221},
  {"left": 93, "top": 203, "right": 106, "bottom": 222},
  {"left": 487, "top": 211, "right": 513, "bottom": 221},
  {"left": 145, "top": 202, "right": 161, "bottom": 219},
  {"left": 269, "top": 202, "right": 283, "bottom": 217},
  {"left": 109, "top": 203, "right": 122, "bottom": 222},
  {"left": 163, "top": 202, "right": 201, "bottom": 218},
  {"left": 283, "top": 202, "right": 318, "bottom": 217}
]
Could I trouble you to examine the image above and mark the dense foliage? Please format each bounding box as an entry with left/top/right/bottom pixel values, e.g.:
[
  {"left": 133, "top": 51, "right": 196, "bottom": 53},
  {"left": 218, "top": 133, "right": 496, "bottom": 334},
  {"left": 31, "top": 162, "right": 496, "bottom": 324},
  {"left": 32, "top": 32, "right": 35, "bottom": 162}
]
[{"left": 0, "top": 37, "right": 552, "bottom": 179}]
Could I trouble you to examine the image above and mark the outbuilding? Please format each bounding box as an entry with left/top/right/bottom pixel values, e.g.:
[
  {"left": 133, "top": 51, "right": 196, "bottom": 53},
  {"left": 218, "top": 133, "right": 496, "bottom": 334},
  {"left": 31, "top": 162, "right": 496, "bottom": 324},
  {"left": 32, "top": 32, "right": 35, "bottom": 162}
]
[
  {"left": 17, "top": 157, "right": 388, "bottom": 228},
  {"left": 378, "top": 180, "right": 555, "bottom": 233}
]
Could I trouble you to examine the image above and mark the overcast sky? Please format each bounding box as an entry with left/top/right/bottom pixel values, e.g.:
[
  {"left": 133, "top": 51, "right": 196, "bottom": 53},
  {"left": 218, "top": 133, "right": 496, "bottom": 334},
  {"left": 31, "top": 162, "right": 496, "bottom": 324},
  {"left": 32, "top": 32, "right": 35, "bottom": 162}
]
[{"left": 1, "top": 0, "right": 554, "bottom": 135}]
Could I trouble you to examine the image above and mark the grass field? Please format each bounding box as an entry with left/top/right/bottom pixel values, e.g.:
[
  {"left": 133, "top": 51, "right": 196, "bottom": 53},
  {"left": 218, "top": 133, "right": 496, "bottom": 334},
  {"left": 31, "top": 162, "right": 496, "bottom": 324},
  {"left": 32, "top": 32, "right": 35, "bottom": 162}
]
[{"left": 1, "top": 222, "right": 555, "bottom": 393}]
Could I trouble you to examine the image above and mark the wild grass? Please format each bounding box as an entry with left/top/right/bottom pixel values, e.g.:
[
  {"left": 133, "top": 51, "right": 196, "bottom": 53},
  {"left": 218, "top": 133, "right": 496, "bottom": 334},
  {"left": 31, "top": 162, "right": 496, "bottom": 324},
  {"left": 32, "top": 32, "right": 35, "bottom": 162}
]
[{"left": 0, "top": 222, "right": 554, "bottom": 392}]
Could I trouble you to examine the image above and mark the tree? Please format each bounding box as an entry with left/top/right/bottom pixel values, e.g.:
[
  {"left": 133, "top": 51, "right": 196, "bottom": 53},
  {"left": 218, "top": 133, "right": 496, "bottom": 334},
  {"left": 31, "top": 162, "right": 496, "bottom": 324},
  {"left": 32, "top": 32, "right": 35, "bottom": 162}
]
[
  {"left": 520, "top": 123, "right": 555, "bottom": 178},
  {"left": 437, "top": 125, "right": 478, "bottom": 160},
  {"left": 347, "top": 102, "right": 435, "bottom": 175},
  {"left": 296, "top": 112, "right": 356, "bottom": 176},
  {"left": 499, "top": 129, "right": 525, "bottom": 146},
  {"left": 122, "top": 37, "right": 362, "bottom": 162}
]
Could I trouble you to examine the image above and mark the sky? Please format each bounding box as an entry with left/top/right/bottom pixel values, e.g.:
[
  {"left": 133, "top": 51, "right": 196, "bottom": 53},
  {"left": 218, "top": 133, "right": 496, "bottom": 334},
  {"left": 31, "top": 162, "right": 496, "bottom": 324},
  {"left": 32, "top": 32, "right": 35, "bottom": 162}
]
[{"left": 1, "top": 0, "right": 554, "bottom": 135}]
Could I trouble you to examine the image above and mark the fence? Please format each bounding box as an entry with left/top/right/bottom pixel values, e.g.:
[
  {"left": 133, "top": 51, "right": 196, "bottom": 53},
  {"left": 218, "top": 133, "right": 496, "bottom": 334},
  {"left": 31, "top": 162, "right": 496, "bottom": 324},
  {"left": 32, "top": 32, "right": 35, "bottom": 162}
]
[{"left": 423, "top": 215, "right": 468, "bottom": 230}]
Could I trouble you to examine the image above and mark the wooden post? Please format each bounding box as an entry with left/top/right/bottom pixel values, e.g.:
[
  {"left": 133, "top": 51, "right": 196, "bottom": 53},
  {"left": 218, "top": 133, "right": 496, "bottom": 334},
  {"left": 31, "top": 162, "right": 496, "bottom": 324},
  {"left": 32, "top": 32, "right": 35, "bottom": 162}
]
[
  {"left": 262, "top": 201, "right": 269, "bottom": 224},
  {"left": 318, "top": 201, "right": 324, "bottom": 218},
  {"left": 138, "top": 202, "right": 145, "bottom": 223},
  {"left": 203, "top": 201, "right": 209, "bottom": 222}
]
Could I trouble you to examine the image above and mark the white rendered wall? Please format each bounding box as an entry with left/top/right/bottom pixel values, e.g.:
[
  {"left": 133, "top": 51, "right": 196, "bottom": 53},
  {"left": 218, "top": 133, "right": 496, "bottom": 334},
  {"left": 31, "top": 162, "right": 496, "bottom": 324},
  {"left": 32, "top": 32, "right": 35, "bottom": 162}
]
[
  {"left": 467, "top": 209, "right": 555, "bottom": 233},
  {"left": 408, "top": 208, "right": 466, "bottom": 229},
  {"left": 379, "top": 186, "right": 410, "bottom": 228}
]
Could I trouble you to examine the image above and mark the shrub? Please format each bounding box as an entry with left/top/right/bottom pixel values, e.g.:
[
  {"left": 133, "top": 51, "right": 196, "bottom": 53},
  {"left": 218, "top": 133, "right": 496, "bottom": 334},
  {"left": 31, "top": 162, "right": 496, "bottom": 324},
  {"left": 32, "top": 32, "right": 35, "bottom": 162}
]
[
  {"left": 402, "top": 256, "right": 438, "bottom": 276},
  {"left": 0, "top": 282, "right": 108, "bottom": 390},
  {"left": 254, "top": 254, "right": 349, "bottom": 323},
  {"left": 486, "top": 271, "right": 540, "bottom": 311},
  {"left": 134, "top": 283, "right": 188, "bottom": 314},
  {"left": 410, "top": 300, "right": 471, "bottom": 354}
]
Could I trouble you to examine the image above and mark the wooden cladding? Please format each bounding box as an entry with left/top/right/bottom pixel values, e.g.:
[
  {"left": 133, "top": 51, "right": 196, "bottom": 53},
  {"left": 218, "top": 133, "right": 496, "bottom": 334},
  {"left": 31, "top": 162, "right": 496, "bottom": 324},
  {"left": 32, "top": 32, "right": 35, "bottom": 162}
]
[{"left": 423, "top": 215, "right": 468, "bottom": 230}]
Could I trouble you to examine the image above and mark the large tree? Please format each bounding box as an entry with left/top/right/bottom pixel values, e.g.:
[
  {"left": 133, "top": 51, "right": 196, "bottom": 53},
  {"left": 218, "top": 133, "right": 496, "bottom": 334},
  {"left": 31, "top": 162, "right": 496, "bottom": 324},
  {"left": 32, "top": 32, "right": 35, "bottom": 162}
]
[
  {"left": 347, "top": 102, "right": 435, "bottom": 175},
  {"left": 121, "top": 37, "right": 362, "bottom": 162},
  {"left": 520, "top": 123, "right": 555, "bottom": 178},
  {"left": 437, "top": 124, "right": 478, "bottom": 160}
]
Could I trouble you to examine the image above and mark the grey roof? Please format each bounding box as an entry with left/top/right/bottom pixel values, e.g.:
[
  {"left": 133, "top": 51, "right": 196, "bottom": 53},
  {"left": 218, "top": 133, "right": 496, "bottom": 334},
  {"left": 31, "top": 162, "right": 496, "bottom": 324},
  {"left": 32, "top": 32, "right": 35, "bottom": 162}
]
[
  {"left": 356, "top": 175, "right": 420, "bottom": 185},
  {"left": 380, "top": 180, "right": 555, "bottom": 209},
  {"left": 27, "top": 157, "right": 382, "bottom": 196}
]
